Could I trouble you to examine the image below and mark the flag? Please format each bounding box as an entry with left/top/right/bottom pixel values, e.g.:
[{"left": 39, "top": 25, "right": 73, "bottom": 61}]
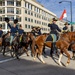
[{"left": 59, "top": 9, "right": 67, "bottom": 20}]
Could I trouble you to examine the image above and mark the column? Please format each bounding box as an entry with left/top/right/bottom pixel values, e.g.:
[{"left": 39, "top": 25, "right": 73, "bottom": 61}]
[
  {"left": 14, "top": 0, "right": 16, "bottom": 19},
  {"left": 5, "top": 0, "right": 8, "bottom": 32}
]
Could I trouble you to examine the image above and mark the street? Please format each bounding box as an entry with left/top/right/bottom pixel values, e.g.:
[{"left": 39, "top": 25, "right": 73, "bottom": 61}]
[{"left": 0, "top": 48, "right": 75, "bottom": 75}]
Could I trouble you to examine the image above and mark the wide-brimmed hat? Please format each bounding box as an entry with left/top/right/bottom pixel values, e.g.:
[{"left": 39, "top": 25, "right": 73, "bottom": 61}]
[
  {"left": 5, "top": 17, "right": 9, "bottom": 23},
  {"left": 14, "top": 19, "right": 18, "bottom": 24},
  {"left": 52, "top": 18, "right": 58, "bottom": 21},
  {"left": 64, "top": 22, "right": 70, "bottom": 25}
]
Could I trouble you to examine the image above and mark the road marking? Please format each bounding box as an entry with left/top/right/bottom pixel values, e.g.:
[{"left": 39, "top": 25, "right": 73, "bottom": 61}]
[{"left": 0, "top": 58, "right": 16, "bottom": 64}]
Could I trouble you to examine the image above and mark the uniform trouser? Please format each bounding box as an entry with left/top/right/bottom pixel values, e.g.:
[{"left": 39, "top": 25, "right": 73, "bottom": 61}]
[
  {"left": 50, "top": 34, "right": 57, "bottom": 56},
  {"left": 10, "top": 35, "right": 14, "bottom": 45}
]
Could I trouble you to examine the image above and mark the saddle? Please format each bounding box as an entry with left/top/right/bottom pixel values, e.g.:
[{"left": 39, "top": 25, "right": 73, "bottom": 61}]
[{"left": 46, "top": 34, "right": 59, "bottom": 42}]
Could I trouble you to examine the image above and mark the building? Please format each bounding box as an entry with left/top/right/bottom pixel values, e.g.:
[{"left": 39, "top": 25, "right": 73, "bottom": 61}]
[{"left": 0, "top": 0, "right": 62, "bottom": 33}]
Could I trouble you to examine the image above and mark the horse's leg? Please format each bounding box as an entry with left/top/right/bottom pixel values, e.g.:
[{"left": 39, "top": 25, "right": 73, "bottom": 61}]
[
  {"left": 58, "top": 52, "right": 63, "bottom": 66},
  {"left": 3, "top": 46, "right": 6, "bottom": 56},
  {"left": 63, "top": 48, "right": 70, "bottom": 66},
  {"left": 23, "top": 47, "right": 29, "bottom": 56},
  {"left": 72, "top": 51, "right": 75, "bottom": 60},
  {"left": 43, "top": 45, "right": 46, "bottom": 54},
  {"left": 31, "top": 39, "right": 35, "bottom": 57},
  {"left": 33, "top": 48, "right": 38, "bottom": 60},
  {"left": 14, "top": 46, "right": 19, "bottom": 59},
  {"left": 38, "top": 45, "right": 45, "bottom": 63}
]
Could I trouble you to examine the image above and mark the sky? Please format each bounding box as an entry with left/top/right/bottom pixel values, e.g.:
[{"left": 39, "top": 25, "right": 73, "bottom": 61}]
[{"left": 36, "top": 0, "right": 75, "bottom": 22}]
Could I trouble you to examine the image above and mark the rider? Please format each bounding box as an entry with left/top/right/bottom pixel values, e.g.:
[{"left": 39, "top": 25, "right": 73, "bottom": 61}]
[
  {"left": 5, "top": 17, "right": 18, "bottom": 46},
  {"left": 18, "top": 24, "right": 24, "bottom": 35},
  {"left": 31, "top": 26, "right": 38, "bottom": 37},
  {"left": 63, "top": 22, "right": 70, "bottom": 33},
  {"left": 0, "top": 25, "right": 3, "bottom": 43},
  {"left": 0, "top": 25, "right": 3, "bottom": 37},
  {"left": 48, "top": 18, "right": 61, "bottom": 57},
  {"left": 36, "top": 26, "right": 42, "bottom": 35}
]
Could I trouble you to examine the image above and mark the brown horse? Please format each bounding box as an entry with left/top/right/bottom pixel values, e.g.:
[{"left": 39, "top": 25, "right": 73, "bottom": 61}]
[
  {"left": 0, "top": 37, "right": 3, "bottom": 52},
  {"left": 32, "top": 32, "right": 75, "bottom": 66},
  {"left": 28, "top": 32, "right": 48, "bottom": 63}
]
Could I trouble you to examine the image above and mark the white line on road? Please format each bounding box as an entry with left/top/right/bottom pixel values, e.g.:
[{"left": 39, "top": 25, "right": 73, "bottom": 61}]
[{"left": 0, "top": 58, "right": 16, "bottom": 64}]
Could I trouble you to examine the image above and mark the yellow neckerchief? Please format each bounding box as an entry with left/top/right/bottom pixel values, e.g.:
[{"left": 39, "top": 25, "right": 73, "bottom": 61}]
[{"left": 19, "top": 35, "right": 22, "bottom": 42}]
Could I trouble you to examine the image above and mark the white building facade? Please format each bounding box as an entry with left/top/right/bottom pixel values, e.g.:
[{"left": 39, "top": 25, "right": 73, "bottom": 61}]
[{"left": 0, "top": 0, "right": 64, "bottom": 33}]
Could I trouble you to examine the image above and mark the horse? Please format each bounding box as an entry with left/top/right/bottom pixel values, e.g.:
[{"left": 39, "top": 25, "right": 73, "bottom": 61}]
[
  {"left": 27, "top": 32, "right": 48, "bottom": 62},
  {"left": 0, "top": 37, "right": 3, "bottom": 52},
  {"left": 31, "top": 32, "right": 75, "bottom": 66},
  {"left": 18, "top": 32, "right": 30, "bottom": 56},
  {"left": 2, "top": 32, "right": 30, "bottom": 59},
  {"left": 2, "top": 32, "right": 12, "bottom": 56}
]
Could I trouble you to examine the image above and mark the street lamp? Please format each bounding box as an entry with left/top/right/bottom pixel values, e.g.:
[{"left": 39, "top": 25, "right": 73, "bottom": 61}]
[{"left": 59, "top": 1, "right": 73, "bottom": 31}]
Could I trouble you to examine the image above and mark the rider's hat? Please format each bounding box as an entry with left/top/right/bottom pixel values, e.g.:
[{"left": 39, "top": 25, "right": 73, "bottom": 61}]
[
  {"left": 64, "top": 22, "right": 70, "bottom": 25},
  {"left": 5, "top": 17, "right": 9, "bottom": 23},
  {"left": 52, "top": 18, "right": 58, "bottom": 21},
  {"left": 14, "top": 19, "right": 18, "bottom": 24}
]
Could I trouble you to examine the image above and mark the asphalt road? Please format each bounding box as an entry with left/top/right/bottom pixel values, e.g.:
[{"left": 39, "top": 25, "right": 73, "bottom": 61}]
[{"left": 0, "top": 48, "right": 75, "bottom": 75}]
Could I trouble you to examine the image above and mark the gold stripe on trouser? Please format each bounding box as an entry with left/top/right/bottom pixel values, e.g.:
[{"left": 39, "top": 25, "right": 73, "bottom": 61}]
[{"left": 51, "top": 34, "right": 57, "bottom": 42}]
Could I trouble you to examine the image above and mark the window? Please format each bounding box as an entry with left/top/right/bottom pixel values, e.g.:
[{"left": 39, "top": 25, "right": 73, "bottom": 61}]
[
  {"left": 2, "top": 15, "right": 5, "bottom": 21},
  {"left": 7, "top": 1, "right": 14, "bottom": 6},
  {"left": 25, "top": 2, "right": 28, "bottom": 8},
  {"left": 31, "top": 19, "right": 33, "bottom": 22},
  {"left": 7, "top": 7, "right": 14, "bottom": 13},
  {"left": 35, "top": 20, "right": 36, "bottom": 23},
  {"left": 28, "top": 11, "right": 30, "bottom": 15},
  {"left": 0, "top": 9, "right": 2, "bottom": 14},
  {"left": 16, "top": 16, "right": 21, "bottom": 22},
  {"left": 2, "top": 23, "right": 5, "bottom": 29},
  {"left": 25, "top": 17, "right": 27, "bottom": 21},
  {"left": 16, "top": 8, "right": 21, "bottom": 14},
  {"left": 0, "top": 17, "right": 2, "bottom": 21},
  {"left": 7, "top": 15, "right": 14, "bottom": 21},
  {"left": 0, "top": 1, "right": 5, "bottom": 6},
  {"left": 28, "top": 18, "right": 30, "bottom": 22},
  {"left": 25, "top": 24, "right": 27, "bottom": 28},
  {"left": 28, "top": 25, "right": 30, "bottom": 29},
  {"left": 25, "top": 10, "right": 27, "bottom": 14},
  {"left": 16, "top": 1, "right": 21, "bottom": 7},
  {"left": 31, "top": 12, "right": 33, "bottom": 16}
]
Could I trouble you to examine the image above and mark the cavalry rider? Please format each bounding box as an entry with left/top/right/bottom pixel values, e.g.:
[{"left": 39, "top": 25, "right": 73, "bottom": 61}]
[
  {"left": 31, "top": 26, "right": 38, "bottom": 37},
  {"left": 18, "top": 24, "right": 24, "bottom": 42},
  {"left": 0, "top": 25, "right": 3, "bottom": 37},
  {"left": 0, "top": 25, "right": 3, "bottom": 43},
  {"left": 48, "top": 18, "right": 61, "bottom": 57},
  {"left": 36, "top": 26, "right": 42, "bottom": 35},
  {"left": 5, "top": 17, "right": 18, "bottom": 46},
  {"left": 63, "top": 22, "right": 70, "bottom": 33},
  {"left": 18, "top": 24, "right": 24, "bottom": 35}
]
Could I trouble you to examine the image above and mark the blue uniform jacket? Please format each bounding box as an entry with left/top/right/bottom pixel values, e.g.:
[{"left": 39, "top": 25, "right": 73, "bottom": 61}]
[
  {"left": 48, "top": 23, "right": 61, "bottom": 35},
  {"left": 8, "top": 23, "right": 18, "bottom": 36},
  {"left": 37, "top": 29, "right": 41, "bottom": 35},
  {"left": 18, "top": 29, "right": 24, "bottom": 35},
  {"left": 0, "top": 30, "right": 3, "bottom": 37}
]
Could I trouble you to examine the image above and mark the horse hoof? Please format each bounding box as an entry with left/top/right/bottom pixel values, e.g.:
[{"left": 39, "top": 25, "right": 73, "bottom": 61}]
[
  {"left": 66, "top": 63, "right": 69, "bottom": 66},
  {"left": 42, "top": 61, "right": 45, "bottom": 64},
  {"left": 33, "top": 57, "right": 36, "bottom": 60},
  {"left": 27, "top": 54, "right": 29, "bottom": 56},
  {"left": 58, "top": 62, "right": 62, "bottom": 66}
]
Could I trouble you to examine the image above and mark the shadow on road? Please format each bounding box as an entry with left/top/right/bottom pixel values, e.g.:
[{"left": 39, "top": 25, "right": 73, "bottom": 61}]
[{"left": 0, "top": 57, "right": 75, "bottom": 75}]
